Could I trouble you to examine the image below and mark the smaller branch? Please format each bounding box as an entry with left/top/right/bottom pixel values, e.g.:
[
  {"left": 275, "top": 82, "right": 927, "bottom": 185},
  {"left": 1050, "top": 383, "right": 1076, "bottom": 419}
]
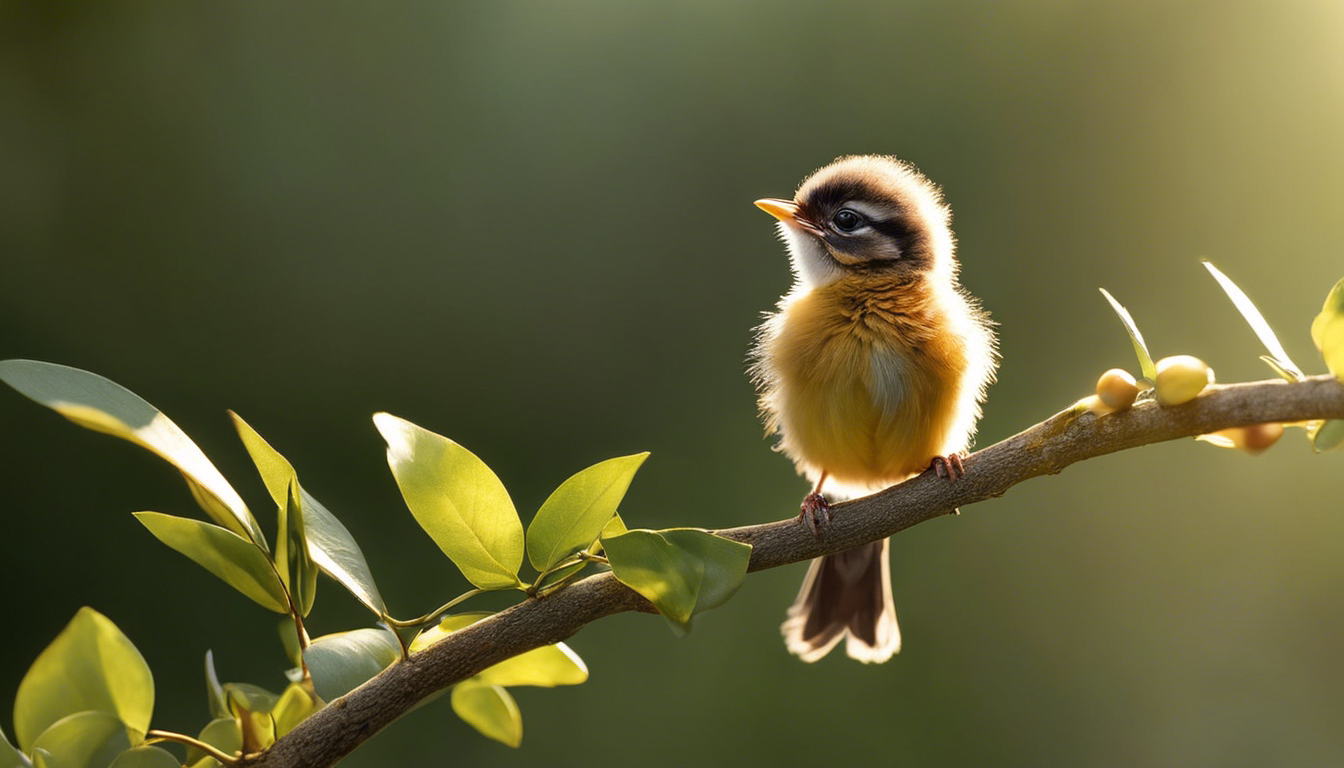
[
  {"left": 385, "top": 589, "right": 486, "bottom": 629},
  {"left": 146, "top": 729, "right": 239, "bottom": 765},
  {"left": 241, "top": 375, "right": 1344, "bottom": 768}
]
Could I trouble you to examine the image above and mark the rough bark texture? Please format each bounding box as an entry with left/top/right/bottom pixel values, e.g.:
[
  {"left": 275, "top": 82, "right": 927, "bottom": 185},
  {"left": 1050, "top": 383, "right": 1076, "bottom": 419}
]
[{"left": 241, "top": 376, "right": 1344, "bottom": 768}]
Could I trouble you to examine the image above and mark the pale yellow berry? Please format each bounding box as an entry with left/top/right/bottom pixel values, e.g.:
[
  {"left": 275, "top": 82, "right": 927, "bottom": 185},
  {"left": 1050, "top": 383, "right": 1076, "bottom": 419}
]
[
  {"left": 1095, "top": 369, "right": 1139, "bottom": 410},
  {"left": 1154, "top": 355, "right": 1213, "bottom": 405}
]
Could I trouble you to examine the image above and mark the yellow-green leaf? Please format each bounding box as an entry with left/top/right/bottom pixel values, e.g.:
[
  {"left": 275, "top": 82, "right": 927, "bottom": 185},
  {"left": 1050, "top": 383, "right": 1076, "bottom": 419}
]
[
  {"left": 601, "top": 528, "right": 751, "bottom": 630},
  {"left": 272, "top": 682, "right": 319, "bottom": 738},
  {"left": 408, "top": 611, "right": 493, "bottom": 653},
  {"left": 185, "top": 718, "right": 241, "bottom": 766},
  {"left": 134, "top": 512, "right": 289, "bottom": 613},
  {"left": 1098, "top": 289, "right": 1157, "bottom": 382},
  {"left": 0, "top": 360, "right": 264, "bottom": 548},
  {"left": 303, "top": 627, "right": 401, "bottom": 702},
  {"left": 374, "top": 413, "right": 523, "bottom": 590},
  {"left": 110, "top": 745, "right": 182, "bottom": 768},
  {"left": 30, "top": 711, "right": 131, "bottom": 768},
  {"left": 14, "top": 608, "right": 154, "bottom": 753},
  {"left": 451, "top": 683, "right": 521, "bottom": 748},
  {"left": 1311, "top": 276, "right": 1344, "bottom": 379},
  {"left": 204, "top": 651, "right": 228, "bottom": 720},
  {"left": 280, "top": 480, "right": 317, "bottom": 616},
  {"left": 0, "top": 726, "right": 22, "bottom": 768},
  {"left": 476, "top": 643, "right": 588, "bottom": 688},
  {"left": 526, "top": 452, "right": 648, "bottom": 572}
]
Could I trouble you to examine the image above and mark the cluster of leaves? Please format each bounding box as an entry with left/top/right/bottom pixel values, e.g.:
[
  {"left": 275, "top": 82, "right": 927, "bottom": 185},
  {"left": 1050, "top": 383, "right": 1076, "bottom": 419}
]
[
  {"left": 1099, "top": 265, "right": 1344, "bottom": 450},
  {"left": 0, "top": 361, "right": 751, "bottom": 765}
]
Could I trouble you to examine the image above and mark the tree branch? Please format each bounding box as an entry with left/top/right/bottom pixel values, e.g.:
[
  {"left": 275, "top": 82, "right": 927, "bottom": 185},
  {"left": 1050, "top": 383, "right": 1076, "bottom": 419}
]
[{"left": 240, "top": 375, "right": 1344, "bottom": 768}]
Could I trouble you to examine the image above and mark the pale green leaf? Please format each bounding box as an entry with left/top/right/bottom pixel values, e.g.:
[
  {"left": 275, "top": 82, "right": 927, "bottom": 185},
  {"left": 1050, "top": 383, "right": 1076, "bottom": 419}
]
[
  {"left": 109, "top": 746, "right": 180, "bottom": 768},
  {"left": 185, "top": 718, "right": 241, "bottom": 766},
  {"left": 303, "top": 628, "right": 401, "bottom": 702},
  {"left": 451, "top": 683, "right": 521, "bottom": 748},
  {"left": 1203, "top": 261, "right": 1304, "bottom": 379},
  {"left": 1311, "top": 277, "right": 1344, "bottom": 379},
  {"left": 602, "top": 528, "right": 752, "bottom": 630},
  {"left": 408, "top": 612, "right": 493, "bottom": 653},
  {"left": 374, "top": 413, "right": 523, "bottom": 590},
  {"left": 476, "top": 643, "right": 588, "bottom": 688},
  {"left": 31, "top": 751, "right": 50, "bottom": 768},
  {"left": 30, "top": 711, "right": 130, "bottom": 768},
  {"left": 133, "top": 512, "right": 289, "bottom": 613},
  {"left": 0, "top": 360, "right": 264, "bottom": 548},
  {"left": 14, "top": 608, "right": 154, "bottom": 753},
  {"left": 1098, "top": 289, "right": 1158, "bottom": 382},
  {"left": 224, "top": 683, "right": 279, "bottom": 715},
  {"left": 526, "top": 452, "right": 648, "bottom": 572},
  {"left": 203, "top": 651, "right": 228, "bottom": 720},
  {"left": 1311, "top": 419, "right": 1344, "bottom": 452},
  {"left": 0, "top": 726, "right": 24, "bottom": 768}
]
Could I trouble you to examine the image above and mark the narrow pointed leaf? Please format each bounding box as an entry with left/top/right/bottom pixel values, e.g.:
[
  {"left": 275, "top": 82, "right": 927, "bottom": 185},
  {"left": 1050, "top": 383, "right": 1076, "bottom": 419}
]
[
  {"left": 526, "top": 452, "right": 648, "bottom": 572},
  {"left": 109, "top": 746, "right": 181, "bottom": 768},
  {"left": 1259, "top": 355, "right": 1301, "bottom": 382},
  {"left": 451, "top": 683, "right": 522, "bottom": 748},
  {"left": 204, "top": 651, "right": 228, "bottom": 720},
  {"left": 1202, "top": 262, "right": 1304, "bottom": 379},
  {"left": 281, "top": 481, "right": 317, "bottom": 616},
  {"left": 14, "top": 608, "right": 154, "bottom": 752},
  {"left": 303, "top": 628, "right": 401, "bottom": 702},
  {"left": 1098, "top": 289, "right": 1157, "bottom": 381},
  {"left": 0, "top": 360, "right": 264, "bottom": 548},
  {"left": 30, "top": 711, "right": 131, "bottom": 768},
  {"left": 133, "top": 512, "right": 289, "bottom": 613},
  {"left": 374, "top": 413, "right": 523, "bottom": 590}
]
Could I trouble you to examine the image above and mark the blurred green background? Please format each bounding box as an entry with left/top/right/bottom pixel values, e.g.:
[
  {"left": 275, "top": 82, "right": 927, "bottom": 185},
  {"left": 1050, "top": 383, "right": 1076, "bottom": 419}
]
[{"left": 3, "top": 1, "right": 1343, "bottom": 765}]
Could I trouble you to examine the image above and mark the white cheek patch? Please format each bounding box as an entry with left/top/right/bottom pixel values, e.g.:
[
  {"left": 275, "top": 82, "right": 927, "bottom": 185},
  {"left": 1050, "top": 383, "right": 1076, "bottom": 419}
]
[{"left": 779, "top": 221, "right": 843, "bottom": 288}]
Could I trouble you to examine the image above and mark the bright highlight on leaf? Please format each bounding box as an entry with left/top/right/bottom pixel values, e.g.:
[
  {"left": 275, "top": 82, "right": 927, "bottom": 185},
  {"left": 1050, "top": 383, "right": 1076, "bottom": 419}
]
[
  {"left": 133, "top": 512, "right": 291, "bottom": 614},
  {"left": 1202, "top": 261, "right": 1304, "bottom": 380},
  {"left": 0, "top": 360, "right": 265, "bottom": 549},
  {"left": 451, "top": 683, "right": 521, "bottom": 748},
  {"left": 303, "top": 627, "right": 401, "bottom": 702},
  {"left": 232, "top": 412, "right": 386, "bottom": 618},
  {"left": 13, "top": 608, "right": 154, "bottom": 753},
  {"left": 1311, "top": 275, "right": 1344, "bottom": 379},
  {"left": 1098, "top": 288, "right": 1158, "bottom": 382},
  {"left": 601, "top": 528, "right": 752, "bottom": 631},
  {"left": 526, "top": 452, "right": 649, "bottom": 572},
  {"left": 374, "top": 413, "right": 524, "bottom": 590}
]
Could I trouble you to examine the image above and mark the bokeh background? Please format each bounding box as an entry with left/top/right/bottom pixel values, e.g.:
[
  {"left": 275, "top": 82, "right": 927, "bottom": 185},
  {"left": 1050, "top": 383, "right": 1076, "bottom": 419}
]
[{"left": 3, "top": 2, "right": 1343, "bottom": 765}]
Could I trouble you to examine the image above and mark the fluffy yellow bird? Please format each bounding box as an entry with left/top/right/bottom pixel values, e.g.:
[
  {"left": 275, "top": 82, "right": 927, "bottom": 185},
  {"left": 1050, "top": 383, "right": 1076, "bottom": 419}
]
[{"left": 751, "top": 155, "right": 997, "bottom": 663}]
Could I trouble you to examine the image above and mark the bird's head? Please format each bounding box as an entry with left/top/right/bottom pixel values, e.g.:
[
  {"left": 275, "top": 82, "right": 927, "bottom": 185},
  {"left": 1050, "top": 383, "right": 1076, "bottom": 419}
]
[{"left": 756, "top": 155, "right": 956, "bottom": 289}]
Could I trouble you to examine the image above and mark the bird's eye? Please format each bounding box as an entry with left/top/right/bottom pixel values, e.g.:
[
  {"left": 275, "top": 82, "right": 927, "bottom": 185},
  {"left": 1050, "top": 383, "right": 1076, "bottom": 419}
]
[{"left": 831, "top": 209, "right": 864, "bottom": 232}]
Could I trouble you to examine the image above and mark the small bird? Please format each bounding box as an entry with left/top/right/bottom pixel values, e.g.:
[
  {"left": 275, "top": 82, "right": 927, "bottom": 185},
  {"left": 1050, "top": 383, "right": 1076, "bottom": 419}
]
[{"left": 751, "top": 155, "right": 997, "bottom": 662}]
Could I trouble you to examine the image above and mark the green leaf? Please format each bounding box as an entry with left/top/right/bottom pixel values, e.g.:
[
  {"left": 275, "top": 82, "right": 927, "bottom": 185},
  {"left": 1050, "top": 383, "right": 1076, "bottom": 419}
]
[
  {"left": 1311, "top": 419, "right": 1344, "bottom": 452},
  {"left": 451, "top": 683, "right": 521, "bottom": 748},
  {"left": 408, "top": 611, "right": 493, "bottom": 653},
  {"left": 303, "top": 627, "right": 401, "bottom": 702},
  {"left": 185, "top": 718, "right": 241, "bottom": 766},
  {"left": 14, "top": 608, "right": 154, "bottom": 753},
  {"left": 31, "top": 750, "right": 50, "bottom": 768},
  {"left": 30, "top": 711, "right": 131, "bottom": 768},
  {"left": 280, "top": 480, "right": 317, "bottom": 616},
  {"left": 225, "top": 684, "right": 277, "bottom": 752},
  {"left": 204, "top": 651, "right": 228, "bottom": 720},
  {"left": 1311, "top": 276, "right": 1344, "bottom": 379},
  {"left": 133, "top": 512, "right": 289, "bottom": 613},
  {"left": 0, "top": 726, "right": 24, "bottom": 768},
  {"left": 374, "top": 413, "right": 524, "bottom": 590},
  {"left": 1202, "top": 261, "right": 1305, "bottom": 380},
  {"left": 526, "top": 452, "right": 648, "bottom": 572},
  {"left": 231, "top": 412, "right": 386, "bottom": 616},
  {"left": 602, "top": 528, "right": 751, "bottom": 630},
  {"left": 1098, "top": 289, "right": 1158, "bottom": 382},
  {"left": 476, "top": 643, "right": 588, "bottom": 688},
  {"left": 109, "top": 746, "right": 181, "bottom": 768},
  {"left": 0, "top": 360, "right": 264, "bottom": 549},
  {"left": 272, "top": 682, "right": 319, "bottom": 738}
]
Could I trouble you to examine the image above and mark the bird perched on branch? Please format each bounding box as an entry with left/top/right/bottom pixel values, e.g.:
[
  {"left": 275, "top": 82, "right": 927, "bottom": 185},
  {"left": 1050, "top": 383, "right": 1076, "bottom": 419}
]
[{"left": 751, "top": 155, "right": 997, "bottom": 662}]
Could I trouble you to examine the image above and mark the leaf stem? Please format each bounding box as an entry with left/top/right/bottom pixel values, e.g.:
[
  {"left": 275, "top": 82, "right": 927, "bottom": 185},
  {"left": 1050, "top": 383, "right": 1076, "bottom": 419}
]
[
  {"left": 146, "top": 729, "right": 240, "bottom": 765},
  {"left": 385, "top": 589, "right": 486, "bottom": 629}
]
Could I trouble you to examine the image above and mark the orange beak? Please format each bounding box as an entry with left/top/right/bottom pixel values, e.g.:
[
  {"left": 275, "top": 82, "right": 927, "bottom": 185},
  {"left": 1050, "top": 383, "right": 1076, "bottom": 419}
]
[{"left": 754, "top": 198, "right": 801, "bottom": 223}]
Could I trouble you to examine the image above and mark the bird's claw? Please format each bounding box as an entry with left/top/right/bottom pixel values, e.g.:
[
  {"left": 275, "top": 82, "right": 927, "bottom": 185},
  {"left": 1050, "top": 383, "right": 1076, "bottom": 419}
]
[
  {"left": 799, "top": 492, "right": 831, "bottom": 538},
  {"left": 931, "top": 453, "right": 966, "bottom": 481}
]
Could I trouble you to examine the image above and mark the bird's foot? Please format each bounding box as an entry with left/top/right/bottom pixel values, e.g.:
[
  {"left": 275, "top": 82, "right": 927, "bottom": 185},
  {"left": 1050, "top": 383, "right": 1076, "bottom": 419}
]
[
  {"left": 798, "top": 493, "right": 831, "bottom": 538},
  {"left": 931, "top": 452, "right": 966, "bottom": 481}
]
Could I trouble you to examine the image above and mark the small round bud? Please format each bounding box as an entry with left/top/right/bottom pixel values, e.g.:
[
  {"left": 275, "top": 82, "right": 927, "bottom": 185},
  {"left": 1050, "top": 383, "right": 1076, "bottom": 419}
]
[
  {"left": 1198, "top": 422, "right": 1284, "bottom": 455},
  {"left": 1096, "top": 369, "right": 1139, "bottom": 410},
  {"left": 1154, "top": 355, "right": 1213, "bottom": 405}
]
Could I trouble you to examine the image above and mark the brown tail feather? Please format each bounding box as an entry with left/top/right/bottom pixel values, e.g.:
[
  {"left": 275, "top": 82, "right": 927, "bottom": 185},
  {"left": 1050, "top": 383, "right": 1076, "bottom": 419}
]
[{"left": 781, "top": 538, "right": 901, "bottom": 663}]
